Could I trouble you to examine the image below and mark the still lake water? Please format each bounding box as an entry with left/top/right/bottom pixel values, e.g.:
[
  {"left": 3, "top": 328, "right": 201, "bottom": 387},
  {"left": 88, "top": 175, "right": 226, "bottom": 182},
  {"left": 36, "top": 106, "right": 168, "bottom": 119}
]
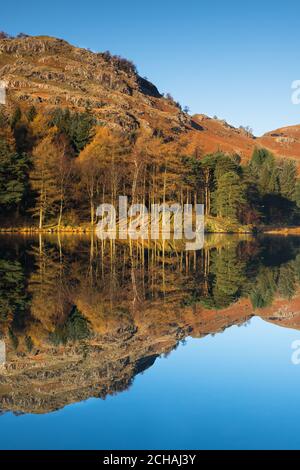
[{"left": 1, "top": 234, "right": 300, "bottom": 449}]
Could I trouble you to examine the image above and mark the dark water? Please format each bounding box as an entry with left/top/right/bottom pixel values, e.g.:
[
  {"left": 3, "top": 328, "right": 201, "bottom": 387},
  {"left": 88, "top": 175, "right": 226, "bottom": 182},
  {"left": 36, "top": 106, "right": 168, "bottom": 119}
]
[{"left": 1, "top": 234, "right": 300, "bottom": 449}]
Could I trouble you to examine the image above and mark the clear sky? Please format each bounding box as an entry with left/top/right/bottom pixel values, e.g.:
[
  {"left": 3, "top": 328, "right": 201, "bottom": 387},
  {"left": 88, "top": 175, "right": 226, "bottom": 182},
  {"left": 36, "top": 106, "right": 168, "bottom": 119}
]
[{"left": 1, "top": 0, "right": 300, "bottom": 135}]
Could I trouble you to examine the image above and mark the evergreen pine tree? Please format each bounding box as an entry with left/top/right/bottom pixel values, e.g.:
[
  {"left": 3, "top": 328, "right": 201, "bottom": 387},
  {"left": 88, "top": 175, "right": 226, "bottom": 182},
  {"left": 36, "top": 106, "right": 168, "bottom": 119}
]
[
  {"left": 26, "top": 105, "right": 37, "bottom": 123},
  {"left": 0, "top": 139, "right": 30, "bottom": 211},
  {"left": 278, "top": 159, "right": 297, "bottom": 200},
  {"left": 215, "top": 171, "right": 245, "bottom": 221}
]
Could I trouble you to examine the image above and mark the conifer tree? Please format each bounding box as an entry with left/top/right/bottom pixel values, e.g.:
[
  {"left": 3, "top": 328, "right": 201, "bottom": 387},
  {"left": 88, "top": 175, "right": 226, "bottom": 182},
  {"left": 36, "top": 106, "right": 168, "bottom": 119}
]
[
  {"left": 0, "top": 139, "right": 30, "bottom": 212},
  {"left": 295, "top": 181, "right": 300, "bottom": 208},
  {"left": 278, "top": 159, "right": 297, "bottom": 200},
  {"left": 26, "top": 105, "right": 37, "bottom": 123},
  {"left": 214, "top": 171, "right": 245, "bottom": 221},
  {"left": 10, "top": 106, "right": 22, "bottom": 129}
]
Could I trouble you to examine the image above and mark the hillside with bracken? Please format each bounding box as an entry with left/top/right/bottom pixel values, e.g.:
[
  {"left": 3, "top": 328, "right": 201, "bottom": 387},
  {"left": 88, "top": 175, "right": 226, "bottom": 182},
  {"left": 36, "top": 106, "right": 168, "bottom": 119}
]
[
  {"left": 0, "top": 34, "right": 190, "bottom": 137},
  {"left": 1, "top": 33, "right": 300, "bottom": 230},
  {"left": 188, "top": 115, "right": 300, "bottom": 167},
  {"left": 1, "top": 34, "right": 300, "bottom": 162}
]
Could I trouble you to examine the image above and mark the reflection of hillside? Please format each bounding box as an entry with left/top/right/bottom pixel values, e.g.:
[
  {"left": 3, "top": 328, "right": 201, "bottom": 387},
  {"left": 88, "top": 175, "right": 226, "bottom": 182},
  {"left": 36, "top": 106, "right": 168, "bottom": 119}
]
[{"left": 0, "top": 234, "right": 300, "bottom": 414}]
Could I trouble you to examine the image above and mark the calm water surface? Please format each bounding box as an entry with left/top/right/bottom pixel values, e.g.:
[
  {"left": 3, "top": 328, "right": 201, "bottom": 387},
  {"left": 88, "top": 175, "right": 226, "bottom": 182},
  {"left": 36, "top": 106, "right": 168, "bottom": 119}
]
[{"left": 1, "top": 234, "right": 300, "bottom": 449}]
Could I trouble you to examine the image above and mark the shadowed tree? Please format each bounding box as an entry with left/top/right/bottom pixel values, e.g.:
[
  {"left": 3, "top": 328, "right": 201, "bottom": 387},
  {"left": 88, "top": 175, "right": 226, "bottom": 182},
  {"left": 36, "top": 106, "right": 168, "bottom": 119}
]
[{"left": 214, "top": 171, "right": 245, "bottom": 221}]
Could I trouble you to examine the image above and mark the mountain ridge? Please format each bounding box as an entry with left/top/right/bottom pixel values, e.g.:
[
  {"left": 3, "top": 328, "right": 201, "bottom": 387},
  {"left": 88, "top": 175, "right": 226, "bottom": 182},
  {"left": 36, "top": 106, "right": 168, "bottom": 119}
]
[
  {"left": 1, "top": 34, "right": 300, "bottom": 165},
  {"left": 0, "top": 34, "right": 191, "bottom": 138}
]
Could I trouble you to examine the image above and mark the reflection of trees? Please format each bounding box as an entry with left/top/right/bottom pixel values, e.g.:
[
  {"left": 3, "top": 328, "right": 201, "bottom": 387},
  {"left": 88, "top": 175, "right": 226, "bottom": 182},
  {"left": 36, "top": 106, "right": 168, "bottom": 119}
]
[
  {"left": 49, "top": 306, "right": 91, "bottom": 345},
  {"left": 2, "top": 234, "right": 300, "bottom": 413},
  {"left": 278, "top": 264, "right": 297, "bottom": 300},
  {"left": 209, "top": 246, "right": 246, "bottom": 309},
  {"left": 250, "top": 260, "right": 298, "bottom": 309},
  {"left": 178, "top": 239, "right": 300, "bottom": 312},
  {"left": 182, "top": 245, "right": 248, "bottom": 310},
  {"left": 0, "top": 259, "right": 30, "bottom": 331},
  {"left": 28, "top": 237, "right": 72, "bottom": 331},
  {"left": 250, "top": 267, "right": 277, "bottom": 309},
  {"left": 2, "top": 234, "right": 300, "bottom": 353}
]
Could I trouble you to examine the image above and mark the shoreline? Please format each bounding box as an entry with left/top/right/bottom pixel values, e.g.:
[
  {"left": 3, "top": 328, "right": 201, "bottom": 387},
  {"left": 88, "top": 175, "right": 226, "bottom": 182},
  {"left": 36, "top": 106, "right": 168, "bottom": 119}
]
[
  {"left": 1, "top": 226, "right": 300, "bottom": 235},
  {"left": 262, "top": 227, "right": 300, "bottom": 235},
  {"left": 0, "top": 227, "right": 94, "bottom": 234},
  {"left": 0, "top": 226, "right": 254, "bottom": 235}
]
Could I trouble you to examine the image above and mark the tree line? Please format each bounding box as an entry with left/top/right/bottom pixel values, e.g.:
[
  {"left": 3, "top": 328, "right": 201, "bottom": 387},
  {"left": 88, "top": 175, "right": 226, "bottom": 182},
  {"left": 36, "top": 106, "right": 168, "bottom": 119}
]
[{"left": 1, "top": 105, "right": 300, "bottom": 229}]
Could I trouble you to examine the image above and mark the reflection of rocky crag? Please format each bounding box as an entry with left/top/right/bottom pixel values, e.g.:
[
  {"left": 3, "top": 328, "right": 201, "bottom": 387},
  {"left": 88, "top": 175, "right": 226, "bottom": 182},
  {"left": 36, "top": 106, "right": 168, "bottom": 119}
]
[
  {"left": 1, "top": 294, "right": 300, "bottom": 415},
  {"left": 0, "top": 301, "right": 252, "bottom": 414},
  {"left": 1, "top": 234, "right": 300, "bottom": 414}
]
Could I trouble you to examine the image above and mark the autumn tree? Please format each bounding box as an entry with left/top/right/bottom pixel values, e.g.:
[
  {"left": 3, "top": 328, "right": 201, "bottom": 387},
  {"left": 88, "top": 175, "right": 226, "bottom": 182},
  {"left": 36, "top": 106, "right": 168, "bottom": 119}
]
[
  {"left": 52, "top": 134, "right": 73, "bottom": 229},
  {"left": 78, "top": 127, "right": 130, "bottom": 225},
  {"left": 198, "top": 155, "right": 216, "bottom": 215},
  {"left": 30, "top": 132, "right": 61, "bottom": 228}
]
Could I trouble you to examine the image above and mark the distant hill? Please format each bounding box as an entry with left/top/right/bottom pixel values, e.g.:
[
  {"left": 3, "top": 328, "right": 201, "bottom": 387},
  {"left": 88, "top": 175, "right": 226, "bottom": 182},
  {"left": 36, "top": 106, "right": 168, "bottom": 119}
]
[
  {"left": 188, "top": 115, "right": 300, "bottom": 168},
  {"left": 259, "top": 124, "right": 300, "bottom": 163}
]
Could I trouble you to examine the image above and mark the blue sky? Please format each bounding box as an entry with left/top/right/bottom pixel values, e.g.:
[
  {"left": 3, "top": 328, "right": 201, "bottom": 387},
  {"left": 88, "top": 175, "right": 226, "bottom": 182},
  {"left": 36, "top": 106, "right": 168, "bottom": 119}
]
[{"left": 2, "top": 0, "right": 300, "bottom": 135}]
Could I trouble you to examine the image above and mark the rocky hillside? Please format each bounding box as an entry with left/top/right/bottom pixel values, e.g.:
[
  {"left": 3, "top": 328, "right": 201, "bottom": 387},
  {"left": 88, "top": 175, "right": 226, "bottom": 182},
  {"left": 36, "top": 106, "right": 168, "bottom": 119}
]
[
  {"left": 0, "top": 35, "right": 190, "bottom": 137},
  {"left": 0, "top": 300, "right": 253, "bottom": 414},
  {"left": 1, "top": 34, "right": 300, "bottom": 165}
]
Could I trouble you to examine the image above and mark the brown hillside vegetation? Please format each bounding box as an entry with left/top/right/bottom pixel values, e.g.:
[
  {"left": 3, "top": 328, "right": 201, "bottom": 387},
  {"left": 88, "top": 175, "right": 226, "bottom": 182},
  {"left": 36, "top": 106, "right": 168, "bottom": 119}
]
[
  {"left": 259, "top": 124, "right": 300, "bottom": 162},
  {"left": 1, "top": 34, "right": 300, "bottom": 165},
  {"left": 0, "top": 35, "right": 190, "bottom": 138},
  {"left": 1, "top": 34, "right": 300, "bottom": 232},
  {"left": 188, "top": 115, "right": 300, "bottom": 168},
  {"left": 0, "top": 234, "right": 300, "bottom": 413}
]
